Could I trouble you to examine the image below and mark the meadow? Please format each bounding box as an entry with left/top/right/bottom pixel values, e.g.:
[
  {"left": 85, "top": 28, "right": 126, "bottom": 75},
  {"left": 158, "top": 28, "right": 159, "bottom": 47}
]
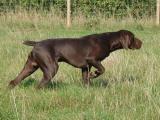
[{"left": 0, "top": 12, "right": 160, "bottom": 120}]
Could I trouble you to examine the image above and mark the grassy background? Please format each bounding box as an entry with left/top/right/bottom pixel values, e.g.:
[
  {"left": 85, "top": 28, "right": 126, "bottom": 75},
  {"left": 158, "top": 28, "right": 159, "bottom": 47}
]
[{"left": 0, "top": 12, "right": 160, "bottom": 120}]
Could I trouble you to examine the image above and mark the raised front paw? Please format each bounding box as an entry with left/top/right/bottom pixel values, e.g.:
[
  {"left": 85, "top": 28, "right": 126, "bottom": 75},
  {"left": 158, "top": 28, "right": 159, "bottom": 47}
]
[
  {"left": 89, "top": 72, "right": 96, "bottom": 79},
  {"left": 89, "top": 70, "right": 100, "bottom": 79}
]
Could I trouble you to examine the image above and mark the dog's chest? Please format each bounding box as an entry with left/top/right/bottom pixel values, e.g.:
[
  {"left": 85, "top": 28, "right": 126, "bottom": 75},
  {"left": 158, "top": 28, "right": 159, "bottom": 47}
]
[{"left": 89, "top": 43, "right": 109, "bottom": 61}]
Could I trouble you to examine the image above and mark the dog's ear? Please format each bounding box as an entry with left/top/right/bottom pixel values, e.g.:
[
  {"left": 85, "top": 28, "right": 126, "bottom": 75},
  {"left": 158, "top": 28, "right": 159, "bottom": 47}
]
[{"left": 120, "top": 32, "right": 131, "bottom": 49}]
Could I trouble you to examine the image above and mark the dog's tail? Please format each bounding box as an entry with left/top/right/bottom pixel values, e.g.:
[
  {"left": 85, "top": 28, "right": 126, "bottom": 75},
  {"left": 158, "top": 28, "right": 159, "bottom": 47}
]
[{"left": 23, "top": 41, "right": 37, "bottom": 46}]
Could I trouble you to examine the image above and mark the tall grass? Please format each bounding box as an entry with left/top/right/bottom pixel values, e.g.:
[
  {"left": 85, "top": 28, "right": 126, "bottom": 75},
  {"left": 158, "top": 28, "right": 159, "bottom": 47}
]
[{"left": 0, "top": 12, "right": 160, "bottom": 120}]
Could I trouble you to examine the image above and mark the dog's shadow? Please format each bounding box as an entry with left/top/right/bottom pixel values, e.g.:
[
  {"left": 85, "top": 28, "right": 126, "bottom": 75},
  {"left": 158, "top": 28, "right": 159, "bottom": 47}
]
[
  {"left": 20, "top": 75, "right": 136, "bottom": 89},
  {"left": 20, "top": 78, "right": 109, "bottom": 89},
  {"left": 92, "top": 79, "right": 109, "bottom": 88},
  {"left": 21, "top": 78, "right": 36, "bottom": 88},
  {"left": 91, "top": 74, "right": 138, "bottom": 88},
  {"left": 20, "top": 78, "right": 68, "bottom": 89},
  {"left": 46, "top": 81, "right": 68, "bottom": 89}
]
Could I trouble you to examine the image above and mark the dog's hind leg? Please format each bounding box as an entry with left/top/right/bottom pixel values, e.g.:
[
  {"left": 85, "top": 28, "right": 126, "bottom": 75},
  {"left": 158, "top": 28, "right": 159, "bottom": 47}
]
[
  {"left": 37, "top": 61, "right": 59, "bottom": 89},
  {"left": 34, "top": 51, "right": 59, "bottom": 89},
  {"left": 9, "top": 53, "right": 39, "bottom": 88}
]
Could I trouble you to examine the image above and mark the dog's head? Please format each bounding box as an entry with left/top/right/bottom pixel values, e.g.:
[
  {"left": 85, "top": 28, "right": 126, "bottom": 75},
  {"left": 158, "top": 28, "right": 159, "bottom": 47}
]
[{"left": 119, "top": 30, "right": 142, "bottom": 50}]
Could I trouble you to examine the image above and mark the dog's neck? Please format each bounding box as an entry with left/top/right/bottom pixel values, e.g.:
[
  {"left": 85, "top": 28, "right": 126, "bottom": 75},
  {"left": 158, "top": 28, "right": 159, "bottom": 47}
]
[{"left": 109, "top": 39, "right": 123, "bottom": 52}]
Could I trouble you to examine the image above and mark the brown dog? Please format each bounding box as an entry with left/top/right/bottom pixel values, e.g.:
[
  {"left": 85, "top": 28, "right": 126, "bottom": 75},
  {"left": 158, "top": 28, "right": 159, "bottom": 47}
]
[{"left": 9, "top": 30, "right": 142, "bottom": 89}]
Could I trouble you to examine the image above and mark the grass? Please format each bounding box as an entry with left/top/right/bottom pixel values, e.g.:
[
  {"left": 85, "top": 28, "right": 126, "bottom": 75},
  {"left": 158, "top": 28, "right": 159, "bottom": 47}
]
[{"left": 0, "top": 12, "right": 160, "bottom": 120}]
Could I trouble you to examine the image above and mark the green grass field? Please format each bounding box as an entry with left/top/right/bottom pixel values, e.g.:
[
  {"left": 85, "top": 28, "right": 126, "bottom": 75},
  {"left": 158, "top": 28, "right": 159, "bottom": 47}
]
[{"left": 0, "top": 13, "right": 160, "bottom": 120}]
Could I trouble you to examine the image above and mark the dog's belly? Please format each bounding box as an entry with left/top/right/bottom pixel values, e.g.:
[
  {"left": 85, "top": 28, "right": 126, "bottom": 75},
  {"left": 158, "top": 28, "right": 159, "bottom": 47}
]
[
  {"left": 63, "top": 56, "right": 87, "bottom": 68},
  {"left": 59, "top": 52, "right": 88, "bottom": 68},
  {"left": 56, "top": 44, "right": 89, "bottom": 68}
]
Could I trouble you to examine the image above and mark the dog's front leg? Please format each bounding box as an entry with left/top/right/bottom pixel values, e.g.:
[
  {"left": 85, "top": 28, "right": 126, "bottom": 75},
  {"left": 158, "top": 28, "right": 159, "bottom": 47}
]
[
  {"left": 81, "top": 66, "right": 91, "bottom": 85},
  {"left": 37, "top": 62, "right": 59, "bottom": 89},
  {"left": 87, "top": 60, "right": 105, "bottom": 79}
]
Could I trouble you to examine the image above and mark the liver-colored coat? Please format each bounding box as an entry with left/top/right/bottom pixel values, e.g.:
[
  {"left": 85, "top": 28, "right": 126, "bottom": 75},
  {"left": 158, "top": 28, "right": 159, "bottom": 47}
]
[{"left": 9, "top": 30, "right": 142, "bottom": 89}]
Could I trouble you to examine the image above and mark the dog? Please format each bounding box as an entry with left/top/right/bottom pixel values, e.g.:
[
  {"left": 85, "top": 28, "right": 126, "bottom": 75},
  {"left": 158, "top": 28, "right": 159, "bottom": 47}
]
[{"left": 9, "top": 30, "right": 142, "bottom": 89}]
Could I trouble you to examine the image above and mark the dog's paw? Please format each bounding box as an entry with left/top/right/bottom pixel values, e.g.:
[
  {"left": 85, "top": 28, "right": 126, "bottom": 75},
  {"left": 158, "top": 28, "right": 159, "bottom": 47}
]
[
  {"left": 89, "top": 71, "right": 100, "bottom": 79},
  {"left": 8, "top": 80, "right": 17, "bottom": 89},
  {"left": 89, "top": 72, "right": 96, "bottom": 79}
]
